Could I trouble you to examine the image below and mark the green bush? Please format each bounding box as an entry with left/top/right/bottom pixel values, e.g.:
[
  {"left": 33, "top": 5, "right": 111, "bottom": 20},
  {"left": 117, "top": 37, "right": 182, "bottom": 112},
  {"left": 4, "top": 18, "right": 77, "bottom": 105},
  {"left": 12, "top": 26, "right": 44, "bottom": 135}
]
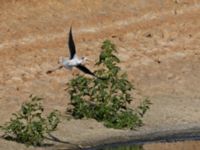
[
  {"left": 0, "top": 95, "right": 60, "bottom": 146},
  {"left": 67, "top": 40, "right": 151, "bottom": 129}
]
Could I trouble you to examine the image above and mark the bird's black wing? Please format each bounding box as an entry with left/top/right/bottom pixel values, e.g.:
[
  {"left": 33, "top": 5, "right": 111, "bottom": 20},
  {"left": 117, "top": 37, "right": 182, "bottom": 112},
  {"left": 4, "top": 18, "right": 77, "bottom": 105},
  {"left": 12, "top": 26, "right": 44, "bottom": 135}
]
[
  {"left": 68, "top": 27, "right": 76, "bottom": 59},
  {"left": 76, "top": 64, "right": 96, "bottom": 77}
]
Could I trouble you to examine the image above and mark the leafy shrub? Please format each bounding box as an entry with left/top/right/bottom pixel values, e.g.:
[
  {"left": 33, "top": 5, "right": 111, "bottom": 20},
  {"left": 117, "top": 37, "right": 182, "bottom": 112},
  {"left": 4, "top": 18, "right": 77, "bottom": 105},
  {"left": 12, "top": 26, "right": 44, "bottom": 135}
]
[
  {"left": 0, "top": 95, "right": 60, "bottom": 146},
  {"left": 67, "top": 40, "right": 151, "bottom": 129}
]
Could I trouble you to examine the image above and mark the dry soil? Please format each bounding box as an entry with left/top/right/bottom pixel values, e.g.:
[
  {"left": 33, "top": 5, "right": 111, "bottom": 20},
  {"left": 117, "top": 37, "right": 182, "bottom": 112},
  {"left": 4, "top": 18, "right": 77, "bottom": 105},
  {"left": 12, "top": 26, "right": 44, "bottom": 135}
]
[{"left": 0, "top": 0, "right": 200, "bottom": 150}]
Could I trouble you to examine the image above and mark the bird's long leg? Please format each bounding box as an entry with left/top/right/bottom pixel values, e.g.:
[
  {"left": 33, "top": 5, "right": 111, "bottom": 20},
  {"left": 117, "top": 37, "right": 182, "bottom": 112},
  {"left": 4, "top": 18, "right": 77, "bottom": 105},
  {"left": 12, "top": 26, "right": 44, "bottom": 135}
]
[{"left": 46, "top": 65, "right": 63, "bottom": 74}]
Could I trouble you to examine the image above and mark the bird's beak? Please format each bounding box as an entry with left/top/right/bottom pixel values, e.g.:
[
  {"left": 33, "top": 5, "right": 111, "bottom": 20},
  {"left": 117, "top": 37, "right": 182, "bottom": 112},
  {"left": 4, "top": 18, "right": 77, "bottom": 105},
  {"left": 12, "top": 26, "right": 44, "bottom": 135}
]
[{"left": 85, "top": 58, "right": 89, "bottom": 62}]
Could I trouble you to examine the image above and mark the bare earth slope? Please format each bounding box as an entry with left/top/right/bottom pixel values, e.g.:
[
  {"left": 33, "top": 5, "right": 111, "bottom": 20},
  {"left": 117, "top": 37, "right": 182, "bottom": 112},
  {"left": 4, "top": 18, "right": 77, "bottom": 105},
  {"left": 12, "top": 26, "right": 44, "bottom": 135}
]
[{"left": 0, "top": 0, "right": 200, "bottom": 149}]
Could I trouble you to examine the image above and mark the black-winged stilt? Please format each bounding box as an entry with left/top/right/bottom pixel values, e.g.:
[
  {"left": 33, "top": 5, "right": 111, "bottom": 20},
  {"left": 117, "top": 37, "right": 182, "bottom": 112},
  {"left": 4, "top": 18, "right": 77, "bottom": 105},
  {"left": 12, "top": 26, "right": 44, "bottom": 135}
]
[{"left": 47, "top": 27, "right": 96, "bottom": 78}]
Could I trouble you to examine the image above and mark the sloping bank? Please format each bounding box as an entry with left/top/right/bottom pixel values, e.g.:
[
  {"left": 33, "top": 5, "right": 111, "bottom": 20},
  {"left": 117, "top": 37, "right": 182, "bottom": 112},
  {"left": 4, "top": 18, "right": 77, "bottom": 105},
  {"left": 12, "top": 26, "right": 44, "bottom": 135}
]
[{"left": 48, "top": 118, "right": 200, "bottom": 150}]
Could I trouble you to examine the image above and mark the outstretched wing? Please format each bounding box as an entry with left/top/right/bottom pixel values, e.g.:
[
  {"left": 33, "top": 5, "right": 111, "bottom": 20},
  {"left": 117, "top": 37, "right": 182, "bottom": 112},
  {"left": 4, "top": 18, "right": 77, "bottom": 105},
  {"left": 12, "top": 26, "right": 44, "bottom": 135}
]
[
  {"left": 76, "top": 64, "right": 96, "bottom": 77},
  {"left": 68, "top": 27, "right": 76, "bottom": 59}
]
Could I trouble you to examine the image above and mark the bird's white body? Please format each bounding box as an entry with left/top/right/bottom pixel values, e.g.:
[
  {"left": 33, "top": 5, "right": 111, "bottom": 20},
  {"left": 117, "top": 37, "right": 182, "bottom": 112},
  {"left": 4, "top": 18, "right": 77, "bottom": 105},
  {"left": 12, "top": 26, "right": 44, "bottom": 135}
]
[
  {"left": 46, "top": 27, "right": 96, "bottom": 77},
  {"left": 60, "top": 56, "right": 85, "bottom": 69}
]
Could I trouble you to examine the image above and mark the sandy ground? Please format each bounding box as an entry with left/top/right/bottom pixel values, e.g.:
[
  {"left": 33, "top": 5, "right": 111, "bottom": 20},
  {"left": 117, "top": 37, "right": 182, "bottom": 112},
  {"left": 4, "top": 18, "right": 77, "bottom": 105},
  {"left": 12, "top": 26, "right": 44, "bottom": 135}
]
[{"left": 0, "top": 0, "right": 200, "bottom": 149}]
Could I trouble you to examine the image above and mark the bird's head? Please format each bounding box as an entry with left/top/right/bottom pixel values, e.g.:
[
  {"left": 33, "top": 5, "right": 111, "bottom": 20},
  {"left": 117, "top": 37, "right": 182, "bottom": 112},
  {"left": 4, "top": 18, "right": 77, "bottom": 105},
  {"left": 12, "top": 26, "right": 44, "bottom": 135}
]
[{"left": 81, "top": 57, "right": 88, "bottom": 64}]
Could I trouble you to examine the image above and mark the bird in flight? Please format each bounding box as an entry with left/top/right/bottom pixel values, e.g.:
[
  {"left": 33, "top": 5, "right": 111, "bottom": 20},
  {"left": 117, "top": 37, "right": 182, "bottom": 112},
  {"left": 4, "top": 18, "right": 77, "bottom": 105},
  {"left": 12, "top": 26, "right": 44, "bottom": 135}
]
[{"left": 46, "top": 27, "right": 97, "bottom": 78}]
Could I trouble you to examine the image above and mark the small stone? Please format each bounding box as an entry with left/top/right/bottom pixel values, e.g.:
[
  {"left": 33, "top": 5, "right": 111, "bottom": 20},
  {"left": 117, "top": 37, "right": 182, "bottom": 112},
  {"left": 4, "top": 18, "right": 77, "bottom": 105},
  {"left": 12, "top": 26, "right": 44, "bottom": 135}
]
[
  {"left": 10, "top": 77, "right": 23, "bottom": 83},
  {"left": 145, "top": 33, "right": 152, "bottom": 38},
  {"left": 167, "top": 73, "right": 174, "bottom": 79}
]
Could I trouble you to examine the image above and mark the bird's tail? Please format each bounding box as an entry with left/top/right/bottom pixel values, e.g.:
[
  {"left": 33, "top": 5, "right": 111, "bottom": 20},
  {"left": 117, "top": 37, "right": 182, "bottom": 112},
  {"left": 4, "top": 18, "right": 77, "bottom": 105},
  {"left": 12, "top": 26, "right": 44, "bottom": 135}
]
[{"left": 46, "top": 65, "right": 63, "bottom": 74}]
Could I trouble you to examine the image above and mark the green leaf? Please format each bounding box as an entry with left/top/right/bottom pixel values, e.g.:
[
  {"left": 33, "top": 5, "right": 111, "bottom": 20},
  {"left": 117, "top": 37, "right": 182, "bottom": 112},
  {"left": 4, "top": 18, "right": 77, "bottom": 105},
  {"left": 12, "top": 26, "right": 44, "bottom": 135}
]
[{"left": 0, "top": 95, "right": 60, "bottom": 146}]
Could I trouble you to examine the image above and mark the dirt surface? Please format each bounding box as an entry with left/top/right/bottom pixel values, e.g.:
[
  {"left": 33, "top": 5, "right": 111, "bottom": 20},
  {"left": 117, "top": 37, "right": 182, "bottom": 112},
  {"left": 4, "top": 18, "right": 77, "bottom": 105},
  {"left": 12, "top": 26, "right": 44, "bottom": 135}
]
[{"left": 0, "top": 0, "right": 200, "bottom": 149}]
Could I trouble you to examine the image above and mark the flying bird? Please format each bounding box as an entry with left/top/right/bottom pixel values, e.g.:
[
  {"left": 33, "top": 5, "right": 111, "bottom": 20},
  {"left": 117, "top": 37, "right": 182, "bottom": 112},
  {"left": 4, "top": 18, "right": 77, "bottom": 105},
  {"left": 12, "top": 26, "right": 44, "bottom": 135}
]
[{"left": 46, "top": 27, "right": 97, "bottom": 78}]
